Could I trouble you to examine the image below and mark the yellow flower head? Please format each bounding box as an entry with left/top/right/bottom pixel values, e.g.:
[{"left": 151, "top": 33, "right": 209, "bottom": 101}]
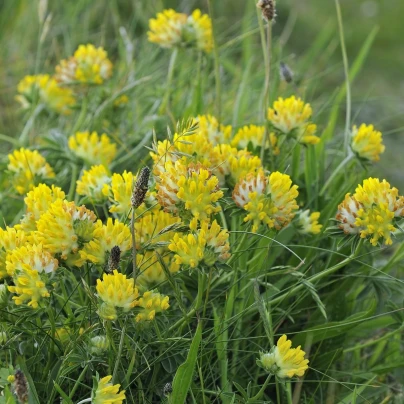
[
  {"left": 55, "top": 44, "right": 113, "bottom": 84},
  {"left": 169, "top": 220, "right": 230, "bottom": 269},
  {"left": 336, "top": 178, "right": 404, "bottom": 246},
  {"left": 79, "top": 218, "right": 132, "bottom": 266},
  {"left": 92, "top": 375, "right": 125, "bottom": 404},
  {"left": 16, "top": 74, "right": 75, "bottom": 115},
  {"left": 19, "top": 184, "right": 65, "bottom": 232},
  {"left": 96, "top": 270, "right": 139, "bottom": 311},
  {"left": 136, "top": 250, "right": 180, "bottom": 285},
  {"left": 195, "top": 115, "right": 232, "bottom": 145},
  {"left": 231, "top": 125, "right": 265, "bottom": 149},
  {"left": 267, "top": 96, "right": 319, "bottom": 145},
  {"left": 351, "top": 124, "right": 385, "bottom": 162},
  {"left": 68, "top": 131, "right": 117, "bottom": 166},
  {"left": 8, "top": 267, "right": 50, "bottom": 309},
  {"left": 0, "top": 227, "right": 28, "bottom": 279},
  {"left": 258, "top": 334, "right": 309, "bottom": 378},
  {"left": 297, "top": 210, "right": 322, "bottom": 235},
  {"left": 76, "top": 165, "right": 111, "bottom": 203},
  {"left": 136, "top": 290, "right": 170, "bottom": 322},
  {"left": 6, "top": 243, "right": 58, "bottom": 277},
  {"left": 7, "top": 148, "right": 55, "bottom": 195},
  {"left": 148, "top": 9, "right": 212, "bottom": 52},
  {"left": 233, "top": 170, "right": 299, "bottom": 232},
  {"left": 36, "top": 200, "right": 97, "bottom": 259}
]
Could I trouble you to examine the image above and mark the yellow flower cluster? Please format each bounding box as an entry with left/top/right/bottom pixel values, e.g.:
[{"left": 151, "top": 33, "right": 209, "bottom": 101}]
[
  {"left": 76, "top": 164, "right": 111, "bottom": 203},
  {"left": 337, "top": 178, "right": 404, "bottom": 246},
  {"left": 351, "top": 124, "right": 385, "bottom": 162},
  {"left": 267, "top": 96, "right": 319, "bottom": 145},
  {"left": 169, "top": 220, "right": 230, "bottom": 269},
  {"left": 7, "top": 148, "right": 55, "bottom": 195},
  {"left": 297, "top": 210, "right": 322, "bottom": 235},
  {"left": 92, "top": 375, "right": 125, "bottom": 404},
  {"left": 258, "top": 335, "right": 309, "bottom": 378},
  {"left": 136, "top": 251, "right": 180, "bottom": 285},
  {"left": 16, "top": 74, "right": 75, "bottom": 115},
  {"left": 231, "top": 125, "right": 279, "bottom": 155},
  {"left": 0, "top": 227, "right": 28, "bottom": 279},
  {"left": 68, "top": 131, "right": 117, "bottom": 166},
  {"left": 55, "top": 44, "right": 113, "bottom": 84},
  {"left": 233, "top": 170, "right": 299, "bottom": 232},
  {"left": 135, "top": 290, "right": 170, "bottom": 322},
  {"left": 148, "top": 9, "right": 212, "bottom": 52}
]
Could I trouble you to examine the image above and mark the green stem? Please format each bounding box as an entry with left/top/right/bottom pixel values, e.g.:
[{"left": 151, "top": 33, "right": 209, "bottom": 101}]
[
  {"left": 207, "top": 0, "right": 221, "bottom": 122},
  {"left": 19, "top": 104, "right": 45, "bottom": 145},
  {"left": 195, "top": 271, "right": 207, "bottom": 312},
  {"left": 247, "top": 374, "right": 272, "bottom": 402},
  {"left": 319, "top": 153, "right": 354, "bottom": 196},
  {"left": 69, "top": 364, "right": 88, "bottom": 399},
  {"left": 335, "top": 0, "right": 351, "bottom": 155},
  {"left": 160, "top": 47, "right": 178, "bottom": 123},
  {"left": 286, "top": 381, "right": 293, "bottom": 404},
  {"left": 71, "top": 96, "right": 88, "bottom": 134},
  {"left": 131, "top": 208, "right": 137, "bottom": 280},
  {"left": 0, "top": 133, "right": 20, "bottom": 147},
  {"left": 291, "top": 144, "right": 301, "bottom": 181},
  {"left": 112, "top": 323, "right": 126, "bottom": 384},
  {"left": 67, "top": 163, "right": 79, "bottom": 201}
]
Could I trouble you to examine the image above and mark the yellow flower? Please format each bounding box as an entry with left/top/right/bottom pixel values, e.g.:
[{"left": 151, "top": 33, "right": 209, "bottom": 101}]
[
  {"left": 231, "top": 125, "right": 266, "bottom": 149},
  {"left": 148, "top": 9, "right": 212, "bottom": 52},
  {"left": 6, "top": 244, "right": 58, "bottom": 277},
  {"left": 169, "top": 220, "right": 230, "bottom": 269},
  {"left": 195, "top": 115, "right": 232, "bottom": 145},
  {"left": 103, "top": 171, "right": 134, "bottom": 216},
  {"left": 148, "top": 9, "right": 187, "bottom": 49},
  {"left": 90, "top": 336, "right": 109, "bottom": 354},
  {"left": 7, "top": 148, "right": 55, "bottom": 195},
  {"left": 76, "top": 165, "right": 111, "bottom": 203},
  {"left": 267, "top": 96, "right": 319, "bottom": 145},
  {"left": 297, "top": 210, "right": 322, "bottom": 235},
  {"left": 55, "top": 44, "right": 113, "bottom": 84},
  {"left": 79, "top": 218, "right": 131, "bottom": 266},
  {"left": 16, "top": 74, "right": 75, "bottom": 115},
  {"left": 135, "top": 290, "right": 170, "bottom": 322},
  {"left": 233, "top": 170, "right": 298, "bottom": 232},
  {"left": 19, "top": 184, "right": 65, "bottom": 232},
  {"left": 96, "top": 270, "right": 139, "bottom": 312},
  {"left": 7, "top": 375, "right": 15, "bottom": 383},
  {"left": 258, "top": 334, "right": 309, "bottom": 378},
  {"left": 8, "top": 267, "right": 50, "bottom": 308},
  {"left": 92, "top": 375, "right": 125, "bottom": 404},
  {"left": 0, "top": 227, "right": 28, "bottom": 279},
  {"left": 113, "top": 94, "right": 129, "bottom": 108},
  {"left": 336, "top": 178, "right": 404, "bottom": 246},
  {"left": 136, "top": 251, "right": 180, "bottom": 285},
  {"left": 36, "top": 200, "right": 96, "bottom": 259},
  {"left": 68, "top": 131, "right": 117, "bottom": 166},
  {"left": 351, "top": 124, "right": 385, "bottom": 162}
]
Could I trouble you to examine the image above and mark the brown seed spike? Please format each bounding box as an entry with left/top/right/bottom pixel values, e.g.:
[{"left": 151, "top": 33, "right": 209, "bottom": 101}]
[
  {"left": 131, "top": 166, "right": 151, "bottom": 208},
  {"left": 14, "top": 370, "right": 28, "bottom": 404},
  {"left": 257, "top": 0, "right": 276, "bottom": 22},
  {"left": 107, "top": 245, "right": 121, "bottom": 273}
]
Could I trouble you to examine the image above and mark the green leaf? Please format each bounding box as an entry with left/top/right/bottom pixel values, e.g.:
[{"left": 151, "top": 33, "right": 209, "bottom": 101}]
[
  {"left": 169, "top": 322, "right": 202, "bottom": 404},
  {"left": 336, "top": 376, "right": 376, "bottom": 404}
]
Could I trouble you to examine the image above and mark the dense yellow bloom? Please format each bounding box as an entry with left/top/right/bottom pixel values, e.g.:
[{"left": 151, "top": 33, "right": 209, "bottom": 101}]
[
  {"left": 96, "top": 270, "right": 139, "bottom": 312},
  {"left": 8, "top": 267, "right": 50, "bottom": 309},
  {"left": 336, "top": 178, "right": 404, "bottom": 246},
  {"left": 195, "top": 115, "right": 232, "bottom": 145},
  {"left": 36, "top": 200, "right": 96, "bottom": 259},
  {"left": 233, "top": 170, "right": 299, "bottom": 232},
  {"left": 103, "top": 171, "right": 134, "bottom": 216},
  {"left": 137, "top": 250, "right": 180, "bottom": 285},
  {"left": 0, "top": 227, "right": 28, "bottom": 279},
  {"left": 258, "top": 335, "right": 309, "bottom": 378},
  {"left": 55, "top": 44, "right": 113, "bottom": 84},
  {"left": 156, "top": 160, "right": 223, "bottom": 222},
  {"left": 297, "top": 210, "right": 322, "bottom": 235},
  {"left": 136, "top": 290, "right": 170, "bottom": 322},
  {"left": 76, "top": 165, "right": 111, "bottom": 203},
  {"left": 231, "top": 125, "right": 265, "bottom": 149},
  {"left": 7, "top": 148, "right": 55, "bottom": 195},
  {"left": 267, "top": 96, "right": 319, "bottom": 145},
  {"left": 351, "top": 124, "right": 385, "bottom": 162},
  {"left": 16, "top": 74, "right": 75, "bottom": 115},
  {"left": 169, "top": 220, "right": 230, "bottom": 269},
  {"left": 148, "top": 9, "right": 212, "bottom": 52},
  {"left": 68, "top": 131, "right": 117, "bottom": 166},
  {"left": 92, "top": 375, "right": 125, "bottom": 404},
  {"left": 19, "top": 184, "right": 65, "bottom": 232},
  {"left": 6, "top": 243, "right": 58, "bottom": 277},
  {"left": 79, "top": 218, "right": 131, "bottom": 266}
]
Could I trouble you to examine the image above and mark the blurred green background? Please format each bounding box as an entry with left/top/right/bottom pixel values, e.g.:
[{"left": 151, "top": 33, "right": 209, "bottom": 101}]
[{"left": 1, "top": 0, "right": 403, "bottom": 187}]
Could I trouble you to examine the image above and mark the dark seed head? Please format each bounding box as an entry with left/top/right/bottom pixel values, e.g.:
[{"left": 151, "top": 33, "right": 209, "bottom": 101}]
[
  {"left": 107, "top": 245, "right": 121, "bottom": 273},
  {"left": 257, "top": 0, "right": 276, "bottom": 21},
  {"left": 163, "top": 382, "right": 173, "bottom": 396},
  {"left": 280, "top": 62, "right": 294, "bottom": 83},
  {"left": 14, "top": 370, "right": 28, "bottom": 404},
  {"left": 131, "top": 166, "right": 151, "bottom": 208}
]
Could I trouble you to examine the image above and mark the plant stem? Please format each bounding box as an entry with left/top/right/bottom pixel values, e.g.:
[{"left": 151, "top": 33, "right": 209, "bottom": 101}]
[
  {"left": 160, "top": 47, "right": 178, "bottom": 124},
  {"left": 286, "top": 381, "right": 293, "bottom": 404},
  {"left": 207, "top": 0, "right": 221, "bottom": 122},
  {"left": 69, "top": 364, "right": 88, "bottom": 399},
  {"left": 319, "top": 152, "right": 354, "bottom": 196},
  {"left": 71, "top": 96, "right": 88, "bottom": 134},
  {"left": 247, "top": 374, "right": 272, "bottom": 402},
  {"left": 131, "top": 208, "right": 137, "bottom": 280},
  {"left": 335, "top": 0, "right": 351, "bottom": 155},
  {"left": 67, "top": 163, "right": 79, "bottom": 201}
]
